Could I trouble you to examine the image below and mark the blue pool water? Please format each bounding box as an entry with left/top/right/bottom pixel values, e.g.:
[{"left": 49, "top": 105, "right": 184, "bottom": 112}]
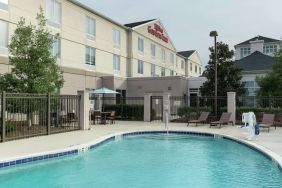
[{"left": 0, "top": 134, "right": 281, "bottom": 188}]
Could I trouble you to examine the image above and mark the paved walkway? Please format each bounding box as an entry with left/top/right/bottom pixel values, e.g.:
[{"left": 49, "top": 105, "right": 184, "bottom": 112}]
[{"left": 0, "top": 121, "right": 281, "bottom": 164}]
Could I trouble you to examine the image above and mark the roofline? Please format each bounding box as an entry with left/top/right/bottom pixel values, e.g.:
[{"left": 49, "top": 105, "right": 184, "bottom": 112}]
[
  {"left": 242, "top": 70, "right": 271, "bottom": 74},
  {"left": 128, "top": 19, "right": 158, "bottom": 29},
  {"left": 68, "top": 0, "right": 128, "bottom": 30}
]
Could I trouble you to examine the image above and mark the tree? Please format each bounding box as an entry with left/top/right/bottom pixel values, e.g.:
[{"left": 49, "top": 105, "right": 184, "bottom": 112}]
[
  {"left": 256, "top": 50, "right": 282, "bottom": 96},
  {"left": 200, "top": 42, "right": 245, "bottom": 96},
  {"left": 0, "top": 8, "right": 64, "bottom": 93}
]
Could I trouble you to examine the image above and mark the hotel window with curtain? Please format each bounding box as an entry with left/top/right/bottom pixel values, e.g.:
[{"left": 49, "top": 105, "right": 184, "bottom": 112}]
[
  {"left": 50, "top": 36, "right": 61, "bottom": 59},
  {"left": 46, "top": 0, "right": 61, "bottom": 28},
  {"left": 170, "top": 53, "right": 175, "bottom": 65},
  {"left": 0, "top": 0, "right": 8, "bottom": 11},
  {"left": 85, "top": 46, "right": 95, "bottom": 66},
  {"left": 138, "top": 37, "right": 144, "bottom": 54},
  {"left": 151, "top": 43, "right": 156, "bottom": 58},
  {"left": 0, "top": 20, "right": 8, "bottom": 55},
  {"left": 151, "top": 64, "right": 155, "bottom": 76},
  {"left": 86, "top": 16, "right": 96, "bottom": 39},
  {"left": 137, "top": 60, "right": 144, "bottom": 75},
  {"left": 181, "top": 60, "right": 184, "bottom": 69},
  {"left": 161, "top": 49, "right": 166, "bottom": 63},
  {"left": 161, "top": 67, "right": 165, "bottom": 76},
  {"left": 113, "top": 54, "right": 120, "bottom": 75},
  {"left": 113, "top": 29, "right": 120, "bottom": 48}
]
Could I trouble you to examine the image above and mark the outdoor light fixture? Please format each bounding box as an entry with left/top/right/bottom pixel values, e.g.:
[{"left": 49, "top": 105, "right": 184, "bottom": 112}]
[{"left": 210, "top": 30, "right": 218, "bottom": 117}]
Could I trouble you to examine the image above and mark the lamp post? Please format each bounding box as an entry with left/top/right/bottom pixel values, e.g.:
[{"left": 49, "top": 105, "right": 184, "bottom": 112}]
[{"left": 210, "top": 31, "right": 218, "bottom": 117}]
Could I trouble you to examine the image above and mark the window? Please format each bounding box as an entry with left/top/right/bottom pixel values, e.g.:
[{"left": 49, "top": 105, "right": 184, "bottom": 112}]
[
  {"left": 113, "top": 54, "right": 120, "bottom": 75},
  {"left": 181, "top": 60, "right": 185, "bottom": 69},
  {"left": 161, "top": 49, "right": 166, "bottom": 63},
  {"left": 85, "top": 46, "right": 95, "bottom": 66},
  {"left": 176, "top": 58, "right": 178, "bottom": 68},
  {"left": 113, "top": 29, "right": 120, "bottom": 48},
  {"left": 170, "top": 70, "right": 174, "bottom": 76},
  {"left": 263, "top": 45, "right": 278, "bottom": 56},
  {"left": 161, "top": 67, "right": 165, "bottom": 76},
  {"left": 151, "top": 43, "right": 156, "bottom": 58},
  {"left": 242, "top": 81, "right": 260, "bottom": 96},
  {"left": 138, "top": 37, "right": 144, "bottom": 53},
  {"left": 137, "top": 60, "right": 144, "bottom": 74},
  {"left": 0, "top": 0, "right": 8, "bottom": 11},
  {"left": 190, "top": 63, "right": 192, "bottom": 71},
  {"left": 50, "top": 36, "right": 61, "bottom": 58},
  {"left": 170, "top": 53, "right": 175, "bottom": 64},
  {"left": 240, "top": 47, "right": 250, "bottom": 58},
  {"left": 86, "top": 16, "right": 96, "bottom": 39},
  {"left": 0, "top": 20, "right": 8, "bottom": 51},
  {"left": 199, "top": 67, "right": 201, "bottom": 74},
  {"left": 151, "top": 64, "right": 156, "bottom": 76},
  {"left": 195, "top": 65, "right": 197, "bottom": 73},
  {"left": 46, "top": 0, "right": 61, "bottom": 27}
]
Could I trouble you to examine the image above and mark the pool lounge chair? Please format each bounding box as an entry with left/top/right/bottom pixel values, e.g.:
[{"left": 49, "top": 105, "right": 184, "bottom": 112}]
[
  {"left": 187, "top": 112, "right": 210, "bottom": 127},
  {"left": 260, "top": 114, "right": 275, "bottom": 133},
  {"left": 210, "top": 112, "right": 232, "bottom": 128}
]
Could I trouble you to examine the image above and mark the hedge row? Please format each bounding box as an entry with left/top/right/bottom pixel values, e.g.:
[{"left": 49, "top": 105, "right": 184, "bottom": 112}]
[
  {"left": 104, "top": 104, "right": 144, "bottom": 121},
  {"left": 177, "top": 106, "right": 282, "bottom": 119}
]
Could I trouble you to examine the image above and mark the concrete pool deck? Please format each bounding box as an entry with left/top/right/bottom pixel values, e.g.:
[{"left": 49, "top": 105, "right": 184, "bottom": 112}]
[{"left": 0, "top": 121, "right": 282, "bottom": 167}]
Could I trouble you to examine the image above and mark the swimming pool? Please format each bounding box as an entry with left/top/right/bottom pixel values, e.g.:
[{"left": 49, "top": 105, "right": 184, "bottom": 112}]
[{"left": 0, "top": 132, "right": 281, "bottom": 188}]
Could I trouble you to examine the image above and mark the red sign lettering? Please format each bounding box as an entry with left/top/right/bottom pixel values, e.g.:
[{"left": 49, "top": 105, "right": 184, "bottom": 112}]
[{"left": 147, "top": 24, "right": 168, "bottom": 43}]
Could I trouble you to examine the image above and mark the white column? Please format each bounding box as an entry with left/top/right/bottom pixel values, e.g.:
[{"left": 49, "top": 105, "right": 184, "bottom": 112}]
[
  {"left": 77, "top": 90, "right": 90, "bottom": 130},
  {"left": 144, "top": 93, "right": 152, "bottom": 122},
  {"left": 163, "top": 92, "right": 171, "bottom": 122},
  {"left": 227, "top": 92, "right": 236, "bottom": 125}
]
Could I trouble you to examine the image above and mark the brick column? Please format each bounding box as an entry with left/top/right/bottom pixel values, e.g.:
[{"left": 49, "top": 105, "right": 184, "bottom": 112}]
[{"left": 227, "top": 92, "right": 236, "bottom": 125}]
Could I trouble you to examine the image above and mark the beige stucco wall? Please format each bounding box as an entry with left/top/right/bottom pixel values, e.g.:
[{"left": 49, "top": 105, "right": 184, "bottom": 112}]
[
  {"left": 0, "top": 0, "right": 196, "bottom": 96},
  {"left": 0, "top": 0, "right": 129, "bottom": 93},
  {"left": 127, "top": 76, "right": 187, "bottom": 97},
  {"left": 187, "top": 51, "right": 203, "bottom": 77},
  {"left": 130, "top": 20, "right": 185, "bottom": 77}
]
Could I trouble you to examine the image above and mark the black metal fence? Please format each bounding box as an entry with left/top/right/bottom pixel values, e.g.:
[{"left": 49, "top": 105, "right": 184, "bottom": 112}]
[
  {"left": 89, "top": 97, "right": 144, "bottom": 124},
  {"left": 236, "top": 96, "right": 282, "bottom": 124},
  {"left": 0, "top": 92, "right": 80, "bottom": 142},
  {"left": 170, "top": 96, "right": 227, "bottom": 122}
]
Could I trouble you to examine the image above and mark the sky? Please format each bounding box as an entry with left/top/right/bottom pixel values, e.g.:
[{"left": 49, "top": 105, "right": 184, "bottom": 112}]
[{"left": 78, "top": 0, "right": 282, "bottom": 65}]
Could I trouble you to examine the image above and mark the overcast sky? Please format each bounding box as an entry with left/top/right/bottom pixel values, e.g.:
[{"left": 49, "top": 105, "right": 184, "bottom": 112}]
[{"left": 78, "top": 0, "right": 282, "bottom": 65}]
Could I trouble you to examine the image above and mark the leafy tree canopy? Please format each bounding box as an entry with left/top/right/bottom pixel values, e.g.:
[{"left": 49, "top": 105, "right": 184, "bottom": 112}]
[
  {"left": 0, "top": 8, "right": 64, "bottom": 93},
  {"left": 200, "top": 42, "right": 245, "bottom": 96},
  {"left": 256, "top": 50, "right": 282, "bottom": 96}
]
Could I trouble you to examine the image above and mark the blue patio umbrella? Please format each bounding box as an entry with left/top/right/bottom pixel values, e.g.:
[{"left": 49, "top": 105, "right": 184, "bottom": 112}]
[{"left": 91, "top": 87, "right": 120, "bottom": 111}]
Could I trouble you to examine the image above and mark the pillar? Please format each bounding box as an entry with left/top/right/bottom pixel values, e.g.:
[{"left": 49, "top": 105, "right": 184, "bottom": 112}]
[
  {"left": 227, "top": 92, "right": 236, "bottom": 125},
  {"left": 144, "top": 93, "right": 152, "bottom": 122},
  {"left": 78, "top": 90, "right": 90, "bottom": 130},
  {"left": 163, "top": 92, "right": 171, "bottom": 122}
]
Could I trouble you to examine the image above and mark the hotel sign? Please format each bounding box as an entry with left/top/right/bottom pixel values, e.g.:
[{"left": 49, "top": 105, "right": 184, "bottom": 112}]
[{"left": 148, "top": 24, "right": 169, "bottom": 43}]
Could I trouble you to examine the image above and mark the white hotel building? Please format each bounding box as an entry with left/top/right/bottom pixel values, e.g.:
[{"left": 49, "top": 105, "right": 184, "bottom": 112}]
[{"left": 0, "top": 0, "right": 203, "bottom": 97}]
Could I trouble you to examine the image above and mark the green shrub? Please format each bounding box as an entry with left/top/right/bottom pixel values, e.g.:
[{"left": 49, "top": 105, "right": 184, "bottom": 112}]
[
  {"left": 177, "top": 106, "right": 213, "bottom": 118},
  {"left": 5, "top": 121, "right": 16, "bottom": 133}
]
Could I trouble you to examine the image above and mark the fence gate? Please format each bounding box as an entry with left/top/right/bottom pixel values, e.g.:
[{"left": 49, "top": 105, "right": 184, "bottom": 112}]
[{"left": 151, "top": 96, "right": 163, "bottom": 121}]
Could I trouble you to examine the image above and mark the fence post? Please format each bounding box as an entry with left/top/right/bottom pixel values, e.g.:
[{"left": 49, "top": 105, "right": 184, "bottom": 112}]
[
  {"left": 1, "top": 91, "right": 6, "bottom": 142},
  {"left": 47, "top": 93, "right": 51, "bottom": 135},
  {"left": 77, "top": 90, "right": 90, "bottom": 130},
  {"left": 144, "top": 93, "right": 152, "bottom": 122},
  {"left": 227, "top": 92, "right": 236, "bottom": 125}
]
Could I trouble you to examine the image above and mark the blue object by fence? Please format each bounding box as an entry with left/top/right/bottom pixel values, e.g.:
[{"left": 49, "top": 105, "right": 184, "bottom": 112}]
[{"left": 255, "top": 124, "right": 260, "bottom": 135}]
